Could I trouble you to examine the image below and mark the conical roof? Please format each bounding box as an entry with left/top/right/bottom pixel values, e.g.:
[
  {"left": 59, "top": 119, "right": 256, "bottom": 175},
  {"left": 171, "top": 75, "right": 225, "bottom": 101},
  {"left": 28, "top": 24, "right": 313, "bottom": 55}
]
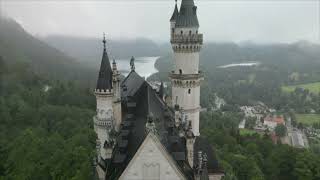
[
  {"left": 175, "top": 0, "right": 199, "bottom": 27},
  {"left": 170, "top": 3, "right": 179, "bottom": 22},
  {"left": 96, "top": 37, "right": 113, "bottom": 91}
]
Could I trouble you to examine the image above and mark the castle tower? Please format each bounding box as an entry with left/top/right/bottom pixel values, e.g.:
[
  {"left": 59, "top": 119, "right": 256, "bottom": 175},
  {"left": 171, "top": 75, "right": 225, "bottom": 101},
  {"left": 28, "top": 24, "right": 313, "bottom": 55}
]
[
  {"left": 170, "top": 0, "right": 203, "bottom": 136},
  {"left": 93, "top": 34, "right": 115, "bottom": 161},
  {"left": 112, "top": 58, "right": 122, "bottom": 131}
]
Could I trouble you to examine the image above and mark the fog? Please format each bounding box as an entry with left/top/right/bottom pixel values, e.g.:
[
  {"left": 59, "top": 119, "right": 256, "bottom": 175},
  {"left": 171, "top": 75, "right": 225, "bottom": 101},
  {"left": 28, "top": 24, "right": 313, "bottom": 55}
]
[{"left": 1, "top": 0, "right": 319, "bottom": 44}]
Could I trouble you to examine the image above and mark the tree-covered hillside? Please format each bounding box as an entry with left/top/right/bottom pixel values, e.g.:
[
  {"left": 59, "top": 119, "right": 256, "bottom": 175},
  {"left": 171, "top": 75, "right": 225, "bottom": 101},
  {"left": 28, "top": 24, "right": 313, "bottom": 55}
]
[
  {"left": 0, "top": 17, "right": 97, "bottom": 179},
  {"left": 0, "top": 16, "right": 97, "bottom": 85}
]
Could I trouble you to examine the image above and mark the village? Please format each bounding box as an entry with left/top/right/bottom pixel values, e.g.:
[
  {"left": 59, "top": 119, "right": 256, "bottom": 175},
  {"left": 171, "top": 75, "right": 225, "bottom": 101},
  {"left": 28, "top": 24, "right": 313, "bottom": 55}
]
[{"left": 237, "top": 102, "right": 317, "bottom": 149}]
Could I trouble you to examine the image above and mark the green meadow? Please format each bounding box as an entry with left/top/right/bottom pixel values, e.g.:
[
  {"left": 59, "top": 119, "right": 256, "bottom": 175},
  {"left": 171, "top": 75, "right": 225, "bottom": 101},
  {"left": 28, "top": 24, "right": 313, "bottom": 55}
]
[
  {"left": 282, "top": 82, "right": 320, "bottom": 94},
  {"left": 296, "top": 114, "right": 320, "bottom": 126}
]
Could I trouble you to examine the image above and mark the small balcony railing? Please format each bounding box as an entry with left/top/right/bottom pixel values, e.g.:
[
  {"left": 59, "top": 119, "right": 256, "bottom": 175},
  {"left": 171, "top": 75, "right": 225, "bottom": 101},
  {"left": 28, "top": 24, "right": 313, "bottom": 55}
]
[{"left": 170, "top": 34, "right": 203, "bottom": 44}]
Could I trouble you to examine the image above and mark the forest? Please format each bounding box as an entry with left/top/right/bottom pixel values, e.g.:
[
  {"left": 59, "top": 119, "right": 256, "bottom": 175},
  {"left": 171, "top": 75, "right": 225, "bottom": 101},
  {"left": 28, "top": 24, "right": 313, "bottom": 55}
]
[
  {"left": 200, "top": 111, "right": 320, "bottom": 180},
  {"left": 0, "top": 56, "right": 96, "bottom": 179}
]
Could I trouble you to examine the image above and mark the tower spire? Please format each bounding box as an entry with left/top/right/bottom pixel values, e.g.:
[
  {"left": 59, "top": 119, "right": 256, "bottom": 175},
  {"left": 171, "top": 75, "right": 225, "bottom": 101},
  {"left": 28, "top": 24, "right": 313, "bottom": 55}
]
[
  {"left": 170, "top": 0, "right": 179, "bottom": 22},
  {"left": 96, "top": 33, "right": 113, "bottom": 91},
  {"left": 103, "top": 33, "right": 107, "bottom": 52}
]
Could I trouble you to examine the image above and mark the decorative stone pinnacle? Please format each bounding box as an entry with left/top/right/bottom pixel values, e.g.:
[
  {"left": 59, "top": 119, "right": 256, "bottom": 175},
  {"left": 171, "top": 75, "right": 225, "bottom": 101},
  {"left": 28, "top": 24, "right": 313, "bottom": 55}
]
[{"left": 130, "top": 56, "right": 135, "bottom": 71}]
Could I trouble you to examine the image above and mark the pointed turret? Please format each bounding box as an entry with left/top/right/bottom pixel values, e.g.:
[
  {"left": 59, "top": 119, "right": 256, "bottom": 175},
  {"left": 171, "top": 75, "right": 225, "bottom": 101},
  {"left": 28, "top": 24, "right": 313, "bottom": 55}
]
[
  {"left": 159, "top": 81, "right": 164, "bottom": 99},
  {"left": 96, "top": 34, "right": 113, "bottom": 91},
  {"left": 130, "top": 56, "right": 135, "bottom": 71},
  {"left": 170, "top": 0, "right": 179, "bottom": 22},
  {"left": 176, "top": 0, "right": 199, "bottom": 27},
  {"left": 112, "top": 58, "right": 117, "bottom": 72}
]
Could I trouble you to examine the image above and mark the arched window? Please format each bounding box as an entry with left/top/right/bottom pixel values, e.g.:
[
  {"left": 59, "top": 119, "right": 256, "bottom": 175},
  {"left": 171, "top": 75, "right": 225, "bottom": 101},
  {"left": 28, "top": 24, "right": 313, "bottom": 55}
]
[
  {"left": 196, "top": 30, "right": 198, "bottom": 34},
  {"left": 189, "top": 30, "right": 192, "bottom": 35},
  {"left": 180, "top": 31, "right": 183, "bottom": 35},
  {"left": 179, "top": 69, "right": 182, "bottom": 74},
  {"left": 188, "top": 89, "right": 191, "bottom": 94}
]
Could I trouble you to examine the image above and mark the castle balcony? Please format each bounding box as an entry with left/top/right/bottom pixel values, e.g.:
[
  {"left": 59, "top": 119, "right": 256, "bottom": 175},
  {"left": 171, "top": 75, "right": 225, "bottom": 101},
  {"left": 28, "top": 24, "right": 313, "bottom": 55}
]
[
  {"left": 93, "top": 115, "right": 113, "bottom": 128},
  {"left": 169, "top": 71, "right": 204, "bottom": 80},
  {"left": 170, "top": 34, "right": 203, "bottom": 44}
]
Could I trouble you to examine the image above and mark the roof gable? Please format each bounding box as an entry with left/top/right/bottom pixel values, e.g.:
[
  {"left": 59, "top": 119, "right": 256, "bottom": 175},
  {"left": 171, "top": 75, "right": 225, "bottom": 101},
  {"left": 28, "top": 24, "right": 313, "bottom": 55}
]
[
  {"left": 119, "top": 133, "right": 186, "bottom": 180},
  {"left": 121, "top": 71, "right": 145, "bottom": 97}
]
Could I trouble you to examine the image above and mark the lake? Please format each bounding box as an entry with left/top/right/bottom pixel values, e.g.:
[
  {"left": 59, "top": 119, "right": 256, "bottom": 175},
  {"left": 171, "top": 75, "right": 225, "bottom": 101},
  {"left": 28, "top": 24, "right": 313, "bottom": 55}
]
[
  {"left": 218, "top": 62, "right": 260, "bottom": 68},
  {"left": 116, "top": 56, "right": 160, "bottom": 78}
]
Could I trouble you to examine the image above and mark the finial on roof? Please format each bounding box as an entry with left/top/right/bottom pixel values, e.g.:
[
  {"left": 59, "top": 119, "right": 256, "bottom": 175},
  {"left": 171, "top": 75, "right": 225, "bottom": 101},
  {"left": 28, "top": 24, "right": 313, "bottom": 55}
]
[
  {"left": 130, "top": 56, "right": 135, "bottom": 71},
  {"left": 103, "top": 33, "right": 106, "bottom": 52},
  {"left": 146, "top": 113, "right": 156, "bottom": 134},
  {"left": 175, "top": 0, "right": 177, "bottom": 4},
  {"left": 198, "top": 151, "right": 203, "bottom": 171},
  {"left": 112, "top": 58, "right": 117, "bottom": 73}
]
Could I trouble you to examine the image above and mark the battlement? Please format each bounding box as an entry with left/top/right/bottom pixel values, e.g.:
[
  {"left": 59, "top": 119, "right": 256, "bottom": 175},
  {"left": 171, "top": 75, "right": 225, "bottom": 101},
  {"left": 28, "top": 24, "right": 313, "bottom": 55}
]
[
  {"left": 94, "top": 89, "right": 114, "bottom": 96},
  {"left": 171, "top": 34, "right": 203, "bottom": 44}
]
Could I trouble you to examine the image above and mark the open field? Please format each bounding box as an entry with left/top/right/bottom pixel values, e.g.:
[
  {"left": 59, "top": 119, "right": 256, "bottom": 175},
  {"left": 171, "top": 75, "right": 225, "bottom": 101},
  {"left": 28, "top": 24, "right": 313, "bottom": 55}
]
[
  {"left": 296, "top": 114, "right": 320, "bottom": 126},
  {"left": 282, "top": 82, "right": 320, "bottom": 94}
]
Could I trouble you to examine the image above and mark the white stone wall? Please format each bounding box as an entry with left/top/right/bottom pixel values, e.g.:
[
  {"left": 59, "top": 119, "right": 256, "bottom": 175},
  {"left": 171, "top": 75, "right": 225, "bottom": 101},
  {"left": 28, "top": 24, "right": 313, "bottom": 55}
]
[
  {"left": 172, "top": 84, "right": 200, "bottom": 135},
  {"left": 174, "top": 52, "right": 199, "bottom": 74},
  {"left": 95, "top": 94, "right": 114, "bottom": 160},
  {"left": 119, "top": 134, "right": 186, "bottom": 180},
  {"left": 113, "top": 101, "right": 122, "bottom": 131},
  {"left": 96, "top": 95, "right": 113, "bottom": 120},
  {"left": 172, "top": 86, "right": 200, "bottom": 109}
]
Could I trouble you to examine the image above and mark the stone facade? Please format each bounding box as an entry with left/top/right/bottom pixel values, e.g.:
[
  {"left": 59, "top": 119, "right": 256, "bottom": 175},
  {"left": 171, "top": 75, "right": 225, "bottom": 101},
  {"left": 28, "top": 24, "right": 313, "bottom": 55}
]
[{"left": 119, "top": 133, "right": 186, "bottom": 180}]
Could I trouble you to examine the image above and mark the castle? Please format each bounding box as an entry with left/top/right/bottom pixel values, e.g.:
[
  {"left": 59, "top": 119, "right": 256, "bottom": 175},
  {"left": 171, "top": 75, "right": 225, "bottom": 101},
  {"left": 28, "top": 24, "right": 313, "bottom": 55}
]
[{"left": 93, "top": 0, "right": 224, "bottom": 179}]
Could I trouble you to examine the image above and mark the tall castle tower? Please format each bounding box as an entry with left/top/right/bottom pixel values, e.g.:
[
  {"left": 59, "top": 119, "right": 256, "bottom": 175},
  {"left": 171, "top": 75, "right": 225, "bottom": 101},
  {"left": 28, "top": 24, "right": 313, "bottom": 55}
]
[
  {"left": 93, "top": 35, "right": 122, "bottom": 163},
  {"left": 170, "top": 0, "right": 203, "bottom": 136}
]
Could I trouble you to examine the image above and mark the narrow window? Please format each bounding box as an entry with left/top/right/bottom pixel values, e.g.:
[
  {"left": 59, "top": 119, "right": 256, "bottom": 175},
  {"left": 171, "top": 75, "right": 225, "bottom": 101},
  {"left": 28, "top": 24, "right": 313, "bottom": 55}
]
[
  {"left": 189, "top": 30, "right": 192, "bottom": 35},
  {"left": 180, "top": 31, "right": 183, "bottom": 35},
  {"left": 188, "top": 89, "right": 191, "bottom": 94},
  {"left": 179, "top": 69, "right": 182, "bottom": 74}
]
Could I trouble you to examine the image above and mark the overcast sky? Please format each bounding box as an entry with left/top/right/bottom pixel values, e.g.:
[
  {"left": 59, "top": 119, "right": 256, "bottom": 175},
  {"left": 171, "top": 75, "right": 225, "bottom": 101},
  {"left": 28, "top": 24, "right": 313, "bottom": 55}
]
[{"left": 1, "top": 0, "right": 319, "bottom": 44}]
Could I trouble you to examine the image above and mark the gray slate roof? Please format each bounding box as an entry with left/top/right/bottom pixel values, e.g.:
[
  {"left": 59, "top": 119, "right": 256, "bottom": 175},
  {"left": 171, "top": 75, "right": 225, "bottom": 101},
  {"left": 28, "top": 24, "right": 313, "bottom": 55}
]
[
  {"left": 121, "top": 70, "right": 145, "bottom": 97},
  {"left": 170, "top": 3, "right": 179, "bottom": 22},
  {"left": 175, "top": 0, "right": 199, "bottom": 28},
  {"left": 96, "top": 49, "right": 113, "bottom": 91},
  {"left": 104, "top": 71, "right": 222, "bottom": 179}
]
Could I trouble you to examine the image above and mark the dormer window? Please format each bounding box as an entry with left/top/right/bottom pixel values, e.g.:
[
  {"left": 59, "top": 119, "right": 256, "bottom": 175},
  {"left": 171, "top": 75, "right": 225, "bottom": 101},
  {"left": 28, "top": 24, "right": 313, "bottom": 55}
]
[{"left": 193, "top": 6, "right": 197, "bottom": 15}]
